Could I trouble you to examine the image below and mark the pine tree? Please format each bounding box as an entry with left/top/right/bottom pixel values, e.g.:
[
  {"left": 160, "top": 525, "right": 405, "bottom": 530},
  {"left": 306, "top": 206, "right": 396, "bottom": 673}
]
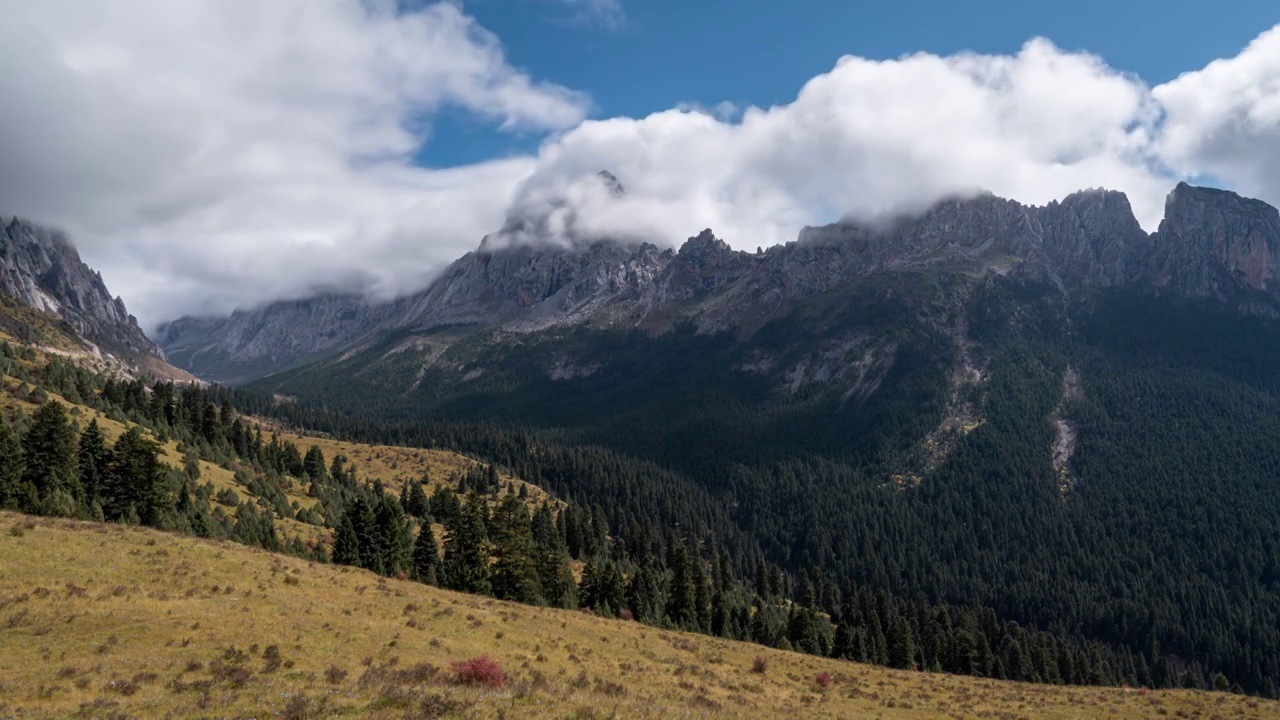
[
  {"left": 532, "top": 505, "right": 577, "bottom": 608},
  {"left": 441, "top": 493, "right": 491, "bottom": 595},
  {"left": 666, "top": 540, "right": 696, "bottom": 629},
  {"left": 347, "top": 496, "right": 380, "bottom": 573},
  {"left": 77, "top": 419, "right": 110, "bottom": 508},
  {"left": 412, "top": 522, "right": 441, "bottom": 585},
  {"left": 303, "top": 446, "right": 327, "bottom": 483},
  {"left": 374, "top": 495, "right": 411, "bottom": 576},
  {"left": 106, "top": 428, "right": 169, "bottom": 527},
  {"left": 404, "top": 480, "right": 430, "bottom": 519},
  {"left": 691, "top": 548, "right": 712, "bottom": 633},
  {"left": 887, "top": 614, "right": 915, "bottom": 669},
  {"left": 430, "top": 485, "right": 461, "bottom": 524},
  {"left": 22, "top": 400, "right": 80, "bottom": 513},
  {"left": 490, "top": 496, "right": 541, "bottom": 604},
  {"left": 0, "top": 420, "right": 26, "bottom": 510},
  {"left": 332, "top": 515, "right": 362, "bottom": 567}
]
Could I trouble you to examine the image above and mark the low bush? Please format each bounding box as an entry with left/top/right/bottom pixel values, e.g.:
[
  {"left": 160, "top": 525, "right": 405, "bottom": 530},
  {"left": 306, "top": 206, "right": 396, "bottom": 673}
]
[{"left": 451, "top": 655, "right": 505, "bottom": 688}]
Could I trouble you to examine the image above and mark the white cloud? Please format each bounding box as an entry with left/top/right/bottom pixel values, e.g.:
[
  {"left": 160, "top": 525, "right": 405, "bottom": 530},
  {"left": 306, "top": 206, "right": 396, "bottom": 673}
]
[
  {"left": 1154, "top": 26, "right": 1280, "bottom": 207},
  {"left": 510, "top": 38, "right": 1172, "bottom": 253},
  {"left": 0, "top": 0, "right": 584, "bottom": 325},
  {"left": 0, "top": 0, "right": 1276, "bottom": 330}
]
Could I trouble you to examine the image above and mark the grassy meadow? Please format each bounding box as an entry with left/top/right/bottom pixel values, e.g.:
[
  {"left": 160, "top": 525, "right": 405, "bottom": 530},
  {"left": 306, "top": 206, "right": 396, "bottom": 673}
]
[{"left": 2, "top": 512, "right": 1278, "bottom": 719}]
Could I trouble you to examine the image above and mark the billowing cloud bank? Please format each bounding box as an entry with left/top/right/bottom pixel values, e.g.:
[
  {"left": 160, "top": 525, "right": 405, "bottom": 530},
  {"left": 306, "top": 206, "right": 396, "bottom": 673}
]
[{"left": 0, "top": 1, "right": 1276, "bottom": 325}]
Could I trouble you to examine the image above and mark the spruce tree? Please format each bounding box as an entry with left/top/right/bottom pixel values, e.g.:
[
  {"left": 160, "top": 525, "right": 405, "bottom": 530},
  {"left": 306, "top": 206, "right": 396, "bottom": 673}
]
[
  {"left": 490, "top": 496, "right": 541, "bottom": 604},
  {"left": 22, "top": 400, "right": 80, "bottom": 513},
  {"left": 77, "top": 419, "right": 110, "bottom": 508},
  {"left": 0, "top": 420, "right": 26, "bottom": 510},
  {"left": 374, "top": 495, "right": 410, "bottom": 576},
  {"left": 441, "top": 493, "right": 491, "bottom": 595},
  {"left": 332, "top": 515, "right": 362, "bottom": 567},
  {"left": 412, "top": 522, "right": 441, "bottom": 585},
  {"left": 404, "top": 480, "right": 430, "bottom": 519},
  {"left": 347, "top": 496, "right": 380, "bottom": 573},
  {"left": 532, "top": 505, "right": 577, "bottom": 609},
  {"left": 666, "top": 540, "right": 696, "bottom": 629},
  {"left": 692, "top": 548, "right": 712, "bottom": 633},
  {"left": 888, "top": 614, "right": 916, "bottom": 670},
  {"left": 302, "top": 446, "right": 327, "bottom": 483},
  {"left": 625, "top": 562, "right": 662, "bottom": 622},
  {"left": 107, "top": 428, "right": 169, "bottom": 527}
]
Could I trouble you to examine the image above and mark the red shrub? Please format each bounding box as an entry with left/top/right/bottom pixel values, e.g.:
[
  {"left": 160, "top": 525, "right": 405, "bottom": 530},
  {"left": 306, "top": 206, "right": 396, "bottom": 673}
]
[
  {"left": 618, "top": 608, "right": 634, "bottom": 622},
  {"left": 751, "top": 656, "right": 768, "bottom": 674},
  {"left": 815, "top": 671, "right": 832, "bottom": 689},
  {"left": 451, "top": 656, "right": 505, "bottom": 688},
  {"left": 1137, "top": 687, "right": 1149, "bottom": 696}
]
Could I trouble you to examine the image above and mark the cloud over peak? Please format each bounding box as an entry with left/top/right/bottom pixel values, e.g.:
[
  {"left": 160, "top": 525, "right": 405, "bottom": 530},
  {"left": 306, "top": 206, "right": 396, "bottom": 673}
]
[{"left": 0, "top": 1, "right": 1277, "bottom": 328}]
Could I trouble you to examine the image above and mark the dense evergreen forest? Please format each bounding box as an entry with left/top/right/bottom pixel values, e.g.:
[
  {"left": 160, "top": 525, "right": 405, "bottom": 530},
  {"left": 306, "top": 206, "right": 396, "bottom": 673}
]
[
  {"left": 239, "top": 275, "right": 1280, "bottom": 697},
  {"left": 1, "top": 331, "right": 1230, "bottom": 695}
]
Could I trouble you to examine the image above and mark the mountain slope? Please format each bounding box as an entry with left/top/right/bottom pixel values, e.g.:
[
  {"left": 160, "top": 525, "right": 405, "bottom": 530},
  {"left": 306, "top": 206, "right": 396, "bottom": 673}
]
[
  {"left": 1, "top": 218, "right": 164, "bottom": 363},
  {"left": 157, "top": 294, "right": 390, "bottom": 384},
  {"left": 3, "top": 511, "right": 1275, "bottom": 720}
]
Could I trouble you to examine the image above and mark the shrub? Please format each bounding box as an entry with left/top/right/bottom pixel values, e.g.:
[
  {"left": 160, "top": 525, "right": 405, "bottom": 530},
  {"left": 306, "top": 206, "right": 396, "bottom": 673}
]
[
  {"left": 815, "top": 672, "right": 832, "bottom": 689},
  {"left": 324, "top": 666, "right": 348, "bottom": 684},
  {"left": 262, "top": 645, "right": 283, "bottom": 672},
  {"left": 750, "top": 656, "right": 768, "bottom": 674},
  {"left": 451, "top": 655, "right": 505, "bottom": 688}
]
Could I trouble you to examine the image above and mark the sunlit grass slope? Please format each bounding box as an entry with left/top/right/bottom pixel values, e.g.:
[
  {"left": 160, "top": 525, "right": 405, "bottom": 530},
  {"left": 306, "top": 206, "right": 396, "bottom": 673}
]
[{"left": 2, "top": 512, "right": 1277, "bottom": 719}]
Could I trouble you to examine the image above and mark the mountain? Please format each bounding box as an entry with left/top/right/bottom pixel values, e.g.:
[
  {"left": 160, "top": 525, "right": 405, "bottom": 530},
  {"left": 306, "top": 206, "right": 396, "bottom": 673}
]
[
  {"left": 190, "top": 180, "right": 1280, "bottom": 696},
  {"left": 159, "top": 181, "right": 1280, "bottom": 383},
  {"left": 157, "top": 293, "right": 392, "bottom": 384},
  {"left": 0, "top": 217, "right": 185, "bottom": 377}
]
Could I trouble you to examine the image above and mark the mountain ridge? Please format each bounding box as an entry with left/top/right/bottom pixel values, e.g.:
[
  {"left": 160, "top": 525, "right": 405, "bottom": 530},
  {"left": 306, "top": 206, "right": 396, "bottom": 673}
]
[{"left": 158, "top": 181, "right": 1280, "bottom": 383}]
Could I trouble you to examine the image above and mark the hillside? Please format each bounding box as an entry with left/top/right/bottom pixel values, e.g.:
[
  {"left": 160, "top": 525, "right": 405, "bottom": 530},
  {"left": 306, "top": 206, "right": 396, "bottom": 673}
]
[
  {"left": 2, "top": 512, "right": 1275, "bottom": 720},
  {"left": 0, "top": 338, "right": 548, "bottom": 554},
  {"left": 0, "top": 217, "right": 170, "bottom": 369}
]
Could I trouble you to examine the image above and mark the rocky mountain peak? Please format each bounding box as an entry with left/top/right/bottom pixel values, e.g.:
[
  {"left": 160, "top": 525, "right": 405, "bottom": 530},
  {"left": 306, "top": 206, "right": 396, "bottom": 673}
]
[
  {"left": 676, "top": 229, "right": 734, "bottom": 266},
  {"left": 0, "top": 217, "right": 165, "bottom": 363},
  {"left": 1152, "top": 182, "right": 1280, "bottom": 298},
  {"left": 597, "top": 170, "right": 626, "bottom": 196}
]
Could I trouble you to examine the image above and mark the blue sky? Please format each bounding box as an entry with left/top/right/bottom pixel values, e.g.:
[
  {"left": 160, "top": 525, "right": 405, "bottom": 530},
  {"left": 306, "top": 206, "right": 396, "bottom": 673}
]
[{"left": 422, "top": 0, "right": 1279, "bottom": 167}]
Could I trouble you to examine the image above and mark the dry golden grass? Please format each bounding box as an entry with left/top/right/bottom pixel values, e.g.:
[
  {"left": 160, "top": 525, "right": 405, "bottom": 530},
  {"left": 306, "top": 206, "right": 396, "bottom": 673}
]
[
  {"left": 250, "top": 418, "right": 554, "bottom": 504},
  {"left": 2, "top": 512, "right": 1276, "bottom": 719}
]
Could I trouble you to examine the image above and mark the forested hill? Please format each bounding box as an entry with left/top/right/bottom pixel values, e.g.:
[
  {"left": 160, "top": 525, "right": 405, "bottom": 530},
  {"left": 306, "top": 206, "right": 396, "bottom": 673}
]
[{"left": 243, "top": 275, "right": 1280, "bottom": 698}]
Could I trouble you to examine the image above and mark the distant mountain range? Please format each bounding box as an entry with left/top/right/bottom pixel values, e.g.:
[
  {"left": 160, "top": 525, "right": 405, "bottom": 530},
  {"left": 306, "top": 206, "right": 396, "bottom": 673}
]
[{"left": 157, "top": 180, "right": 1280, "bottom": 385}]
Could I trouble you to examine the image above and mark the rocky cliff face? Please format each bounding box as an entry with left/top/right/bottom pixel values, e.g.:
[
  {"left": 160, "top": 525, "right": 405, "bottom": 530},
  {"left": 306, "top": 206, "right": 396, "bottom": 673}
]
[
  {"left": 159, "top": 181, "right": 1280, "bottom": 383},
  {"left": 0, "top": 217, "right": 165, "bottom": 362},
  {"left": 1147, "top": 183, "right": 1280, "bottom": 300}
]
